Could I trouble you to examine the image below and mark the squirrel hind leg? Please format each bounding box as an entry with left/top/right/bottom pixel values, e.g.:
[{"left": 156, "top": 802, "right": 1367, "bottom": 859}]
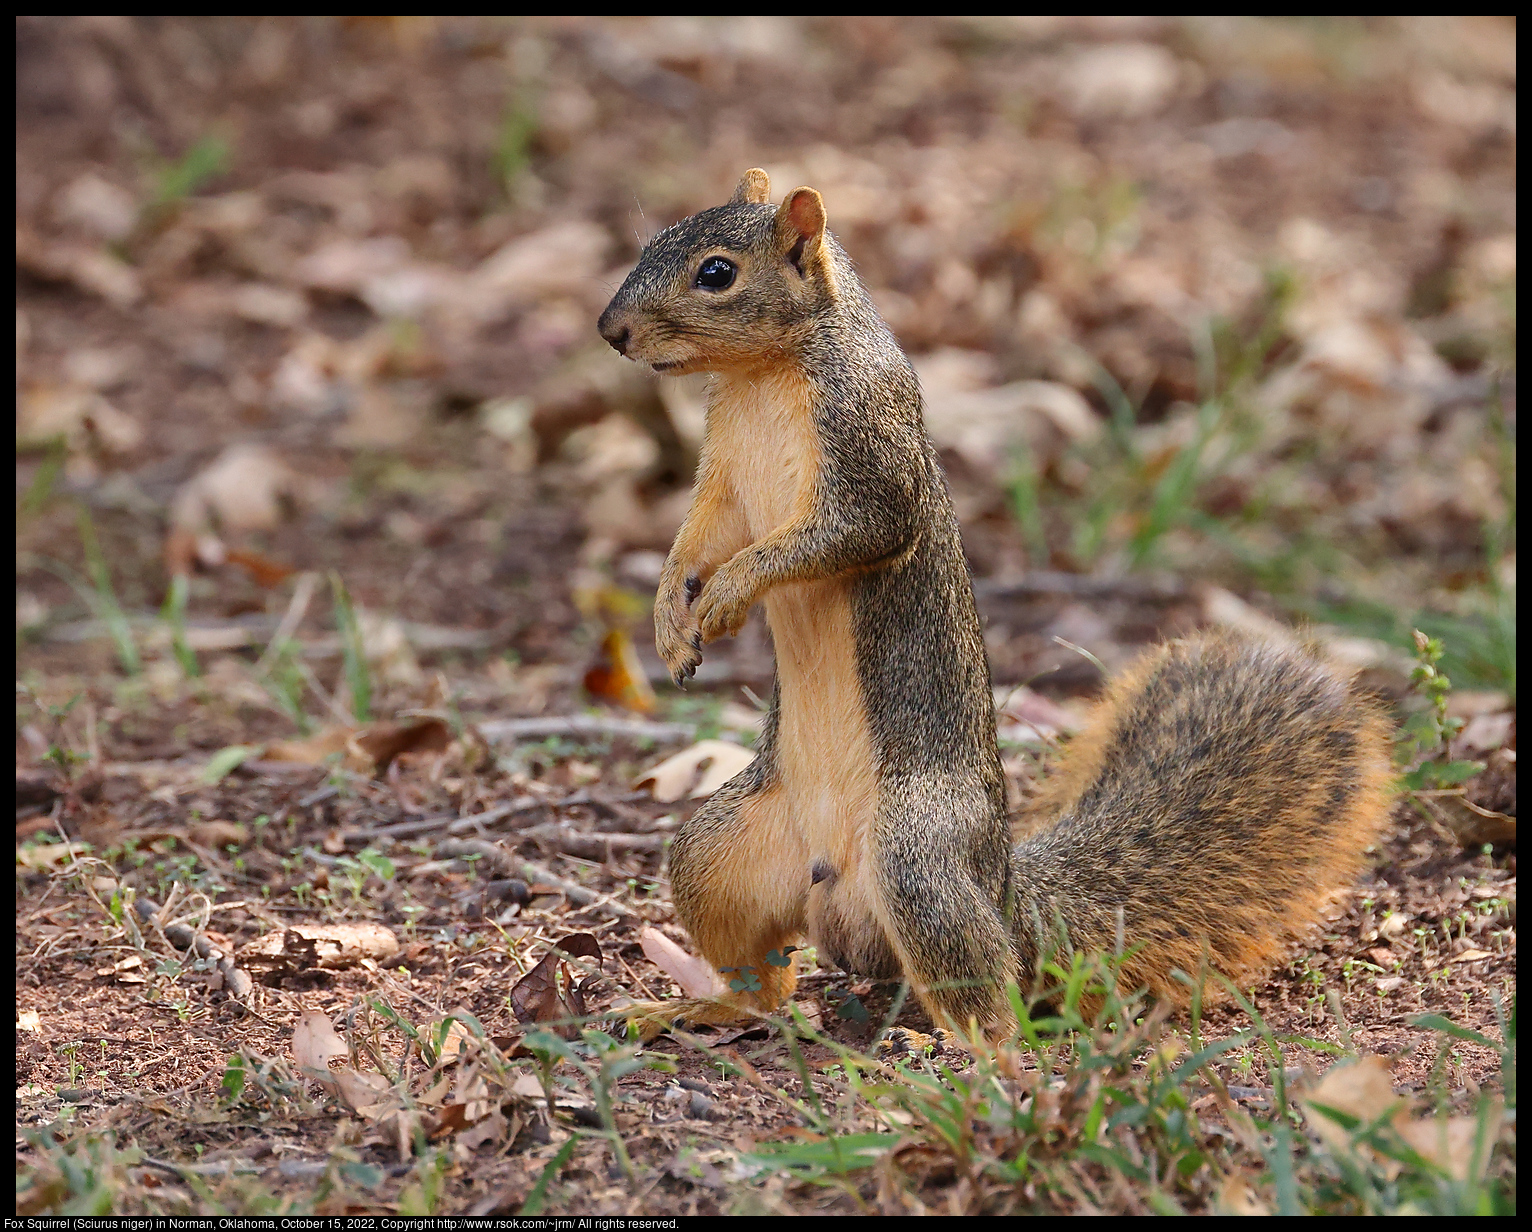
[
  {"left": 667, "top": 780, "right": 808, "bottom": 1014},
  {"left": 871, "top": 784, "right": 1017, "bottom": 1039}
]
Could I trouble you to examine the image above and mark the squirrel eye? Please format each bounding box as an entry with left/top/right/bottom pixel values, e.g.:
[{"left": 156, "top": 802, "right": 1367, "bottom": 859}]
[{"left": 694, "top": 256, "right": 736, "bottom": 290}]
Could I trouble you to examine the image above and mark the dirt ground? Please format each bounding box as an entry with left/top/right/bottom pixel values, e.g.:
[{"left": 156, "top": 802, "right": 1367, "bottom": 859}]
[{"left": 15, "top": 16, "right": 1515, "bottom": 1216}]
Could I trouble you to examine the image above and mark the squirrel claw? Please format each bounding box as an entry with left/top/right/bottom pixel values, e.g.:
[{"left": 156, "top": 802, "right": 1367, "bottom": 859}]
[{"left": 876, "top": 1026, "right": 955, "bottom": 1059}]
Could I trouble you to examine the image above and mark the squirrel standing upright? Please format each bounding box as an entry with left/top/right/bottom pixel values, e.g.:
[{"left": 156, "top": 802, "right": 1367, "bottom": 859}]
[{"left": 597, "top": 169, "right": 1395, "bottom": 1036}]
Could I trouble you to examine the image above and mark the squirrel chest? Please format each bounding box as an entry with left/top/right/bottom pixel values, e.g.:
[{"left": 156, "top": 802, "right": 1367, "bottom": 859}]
[{"left": 708, "top": 369, "right": 881, "bottom": 884}]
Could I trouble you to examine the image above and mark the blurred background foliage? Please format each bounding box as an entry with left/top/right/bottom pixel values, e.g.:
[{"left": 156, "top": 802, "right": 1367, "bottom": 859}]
[{"left": 15, "top": 16, "right": 1516, "bottom": 701}]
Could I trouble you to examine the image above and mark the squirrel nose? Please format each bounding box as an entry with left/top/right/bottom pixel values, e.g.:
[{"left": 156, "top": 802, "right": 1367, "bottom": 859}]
[{"left": 597, "top": 308, "right": 631, "bottom": 356}]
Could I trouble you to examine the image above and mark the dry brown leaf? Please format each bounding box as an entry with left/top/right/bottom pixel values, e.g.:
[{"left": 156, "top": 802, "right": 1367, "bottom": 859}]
[
  {"left": 96, "top": 953, "right": 147, "bottom": 983},
  {"left": 333, "top": 1067, "right": 398, "bottom": 1119},
  {"left": 17, "top": 383, "right": 144, "bottom": 454},
  {"left": 55, "top": 173, "right": 138, "bottom": 242},
  {"left": 1060, "top": 42, "right": 1180, "bottom": 119},
  {"left": 635, "top": 739, "right": 755, "bottom": 803},
  {"left": 17, "top": 1009, "right": 42, "bottom": 1033},
  {"left": 15, "top": 230, "right": 143, "bottom": 306},
  {"left": 1459, "top": 710, "right": 1514, "bottom": 753},
  {"left": 1396, "top": 1102, "right": 1505, "bottom": 1181},
  {"left": 335, "top": 382, "right": 421, "bottom": 449},
  {"left": 17, "top": 841, "right": 89, "bottom": 870},
  {"left": 417, "top": 1073, "right": 453, "bottom": 1107},
  {"left": 166, "top": 443, "right": 303, "bottom": 576},
  {"left": 293, "top": 236, "right": 411, "bottom": 294},
  {"left": 293, "top": 1009, "right": 349, "bottom": 1086},
  {"left": 463, "top": 221, "right": 609, "bottom": 323},
  {"left": 347, "top": 716, "right": 451, "bottom": 774},
  {"left": 187, "top": 820, "right": 248, "bottom": 850},
  {"left": 433, "top": 1018, "right": 474, "bottom": 1066},
  {"left": 1303, "top": 1056, "right": 1405, "bottom": 1153},
  {"left": 583, "top": 627, "right": 658, "bottom": 715},
  {"left": 639, "top": 926, "right": 723, "bottom": 999},
  {"left": 353, "top": 612, "right": 424, "bottom": 690},
  {"left": 509, "top": 933, "right": 603, "bottom": 1034},
  {"left": 428, "top": 1102, "right": 474, "bottom": 1140},
  {"left": 222, "top": 547, "right": 297, "bottom": 589},
  {"left": 510, "top": 1072, "right": 546, "bottom": 1099},
  {"left": 265, "top": 727, "right": 354, "bottom": 765},
  {"left": 916, "top": 348, "right": 1099, "bottom": 478},
  {"left": 1215, "top": 1177, "right": 1271, "bottom": 1216},
  {"left": 457, "top": 1108, "right": 509, "bottom": 1152},
  {"left": 1302, "top": 1055, "right": 1503, "bottom": 1182}
]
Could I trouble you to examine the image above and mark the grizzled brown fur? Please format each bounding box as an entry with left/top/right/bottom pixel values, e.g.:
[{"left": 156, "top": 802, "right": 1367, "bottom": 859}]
[
  {"left": 598, "top": 170, "right": 1393, "bottom": 1037},
  {"left": 1015, "top": 633, "right": 1394, "bottom": 1012}
]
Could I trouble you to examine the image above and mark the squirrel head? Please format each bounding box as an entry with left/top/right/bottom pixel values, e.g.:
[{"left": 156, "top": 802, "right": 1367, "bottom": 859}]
[{"left": 598, "top": 168, "right": 839, "bottom": 376}]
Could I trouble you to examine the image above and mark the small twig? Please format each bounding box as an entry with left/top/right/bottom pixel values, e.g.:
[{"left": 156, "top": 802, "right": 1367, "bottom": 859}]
[
  {"left": 516, "top": 857, "right": 643, "bottom": 919},
  {"left": 432, "top": 841, "right": 642, "bottom": 920},
  {"left": 252, "top": 570, "right": 319, "bottom": 677},
  {"left": 295, "top": 656, "right": 358, "bottom": 728},
  {"left": 133, "top": 894, "right": 258, "bottom": 1006},
  {"left": 476, "top": 716, "right": 696, "bottom": 744},
  {"left": 140, "top": 1155, "right": 263, "bottom": 1179},
  {"left": 82, "top": 697, "right": 100, "bottom": 766},
  {"left": 298, "top": 783, "right": 339, "bottom": 809},
  {"left": 518, "top": 823, "right": 666, "bottom": 861},
  {"left": 339, "top": 797, "right": 544, "bottom": 845}
]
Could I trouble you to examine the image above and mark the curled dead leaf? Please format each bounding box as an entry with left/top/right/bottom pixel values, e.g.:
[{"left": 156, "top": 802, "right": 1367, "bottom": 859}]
[
  {"left": 509, "top": 933, "right": 603, "bottom": 1036},
  {"left": 265, "top": 726, "right": 354, "bottom": 765},
  {"left": 292, "top": 1009, "right": 349, "bottom": 1087},
  {"left": 462, "top": 221, "right": 609, "bottom": 324},
  {"left": 1302, "top": 1055, "right": 1505, "bottom": 1183},
  {"left": 187, "top": 819, "right": 248, "bottom": 850},
  {"left": 167, "top": 443, "right": 302, "bottom": 577},
  {"left": 333, "top": 1067, "right": 398, "bottom": 1119},
  {"left": 635, "top": 739, "right": 755, "bottom": 803},
  {"left": 15, "top": 229, "right": 142, "bottom": 306},
  {"left": 17, "top": 383, "right": 144, "bottom": 454},
  {"left": 348, "top": 716, "right": 452, "bottom": 774},
  {"left": 222, "top": 547, "right": 297, "bottom": 589},
  {"left": 430, "top": 1018, "right": 474, "bottom": 1066},
  {"left": 510, "top": 1072, "right": 546, "bottom": 1099},
  {"left": 55, "top": 173, "right": 138, "bottom": 242},
  {"left": 458, "top": 1108, "right": 510, "bottom": 1152},
  {"left": 639, "top": 927, "right": 724, "bottom": 999},
  {"left": 583, "top": 627, "right": 657, "bottom": 714}
]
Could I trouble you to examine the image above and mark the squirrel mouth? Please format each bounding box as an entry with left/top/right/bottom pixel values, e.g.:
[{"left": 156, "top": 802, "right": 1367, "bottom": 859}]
[{"left": 649, "top": 360, "right": 685, "bottom": 373}]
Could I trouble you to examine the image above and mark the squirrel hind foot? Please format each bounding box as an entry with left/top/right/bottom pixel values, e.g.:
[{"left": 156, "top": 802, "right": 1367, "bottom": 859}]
[
  {"left": 614, "top": 996, "right": 775, "bottom": 1042},
  {"left": 875, "top": 1026, "right": 955, "bottom": 1059}
]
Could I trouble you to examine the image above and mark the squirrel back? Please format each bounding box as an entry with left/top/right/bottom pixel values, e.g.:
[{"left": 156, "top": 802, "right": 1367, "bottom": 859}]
[{"left": 599, "top": 169, "right": 1395, "bottom": 1037}]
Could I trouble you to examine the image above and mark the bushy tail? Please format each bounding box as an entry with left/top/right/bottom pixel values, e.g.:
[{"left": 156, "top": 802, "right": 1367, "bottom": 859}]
[{"left": 1009, "top": 633, "right": 1395, "bottom": 1003}]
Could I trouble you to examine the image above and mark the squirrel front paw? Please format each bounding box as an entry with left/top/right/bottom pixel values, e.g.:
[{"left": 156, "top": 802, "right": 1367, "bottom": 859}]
[
  {"left": 694, "top": 562, "right": 757, "bottom": 644},
  {"left": 655, "top": 573, "right": 703, "bottom": 687}
]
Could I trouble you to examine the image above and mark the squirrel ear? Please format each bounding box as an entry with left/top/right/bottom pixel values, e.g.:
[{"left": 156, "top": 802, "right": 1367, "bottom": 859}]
[
  {"left": 731, "top": 168, "right": 771, "bottom": 205},
  {"left": 773, "top": 186, "right": 826, "bottom": 271}
]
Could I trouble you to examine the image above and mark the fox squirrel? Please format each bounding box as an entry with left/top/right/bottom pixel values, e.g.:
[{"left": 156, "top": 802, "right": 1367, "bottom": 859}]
[{"left": 597, "top": 168, "right": 1394, "bottom": 1037}]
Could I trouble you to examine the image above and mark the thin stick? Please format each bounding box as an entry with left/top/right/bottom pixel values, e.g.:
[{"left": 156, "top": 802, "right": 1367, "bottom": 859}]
[
  {"left": 476, "top": 715, "right": 696, "bottom": 743},
  {"left": 252, "top": 570, "right": 319, "bottom": 678}
]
